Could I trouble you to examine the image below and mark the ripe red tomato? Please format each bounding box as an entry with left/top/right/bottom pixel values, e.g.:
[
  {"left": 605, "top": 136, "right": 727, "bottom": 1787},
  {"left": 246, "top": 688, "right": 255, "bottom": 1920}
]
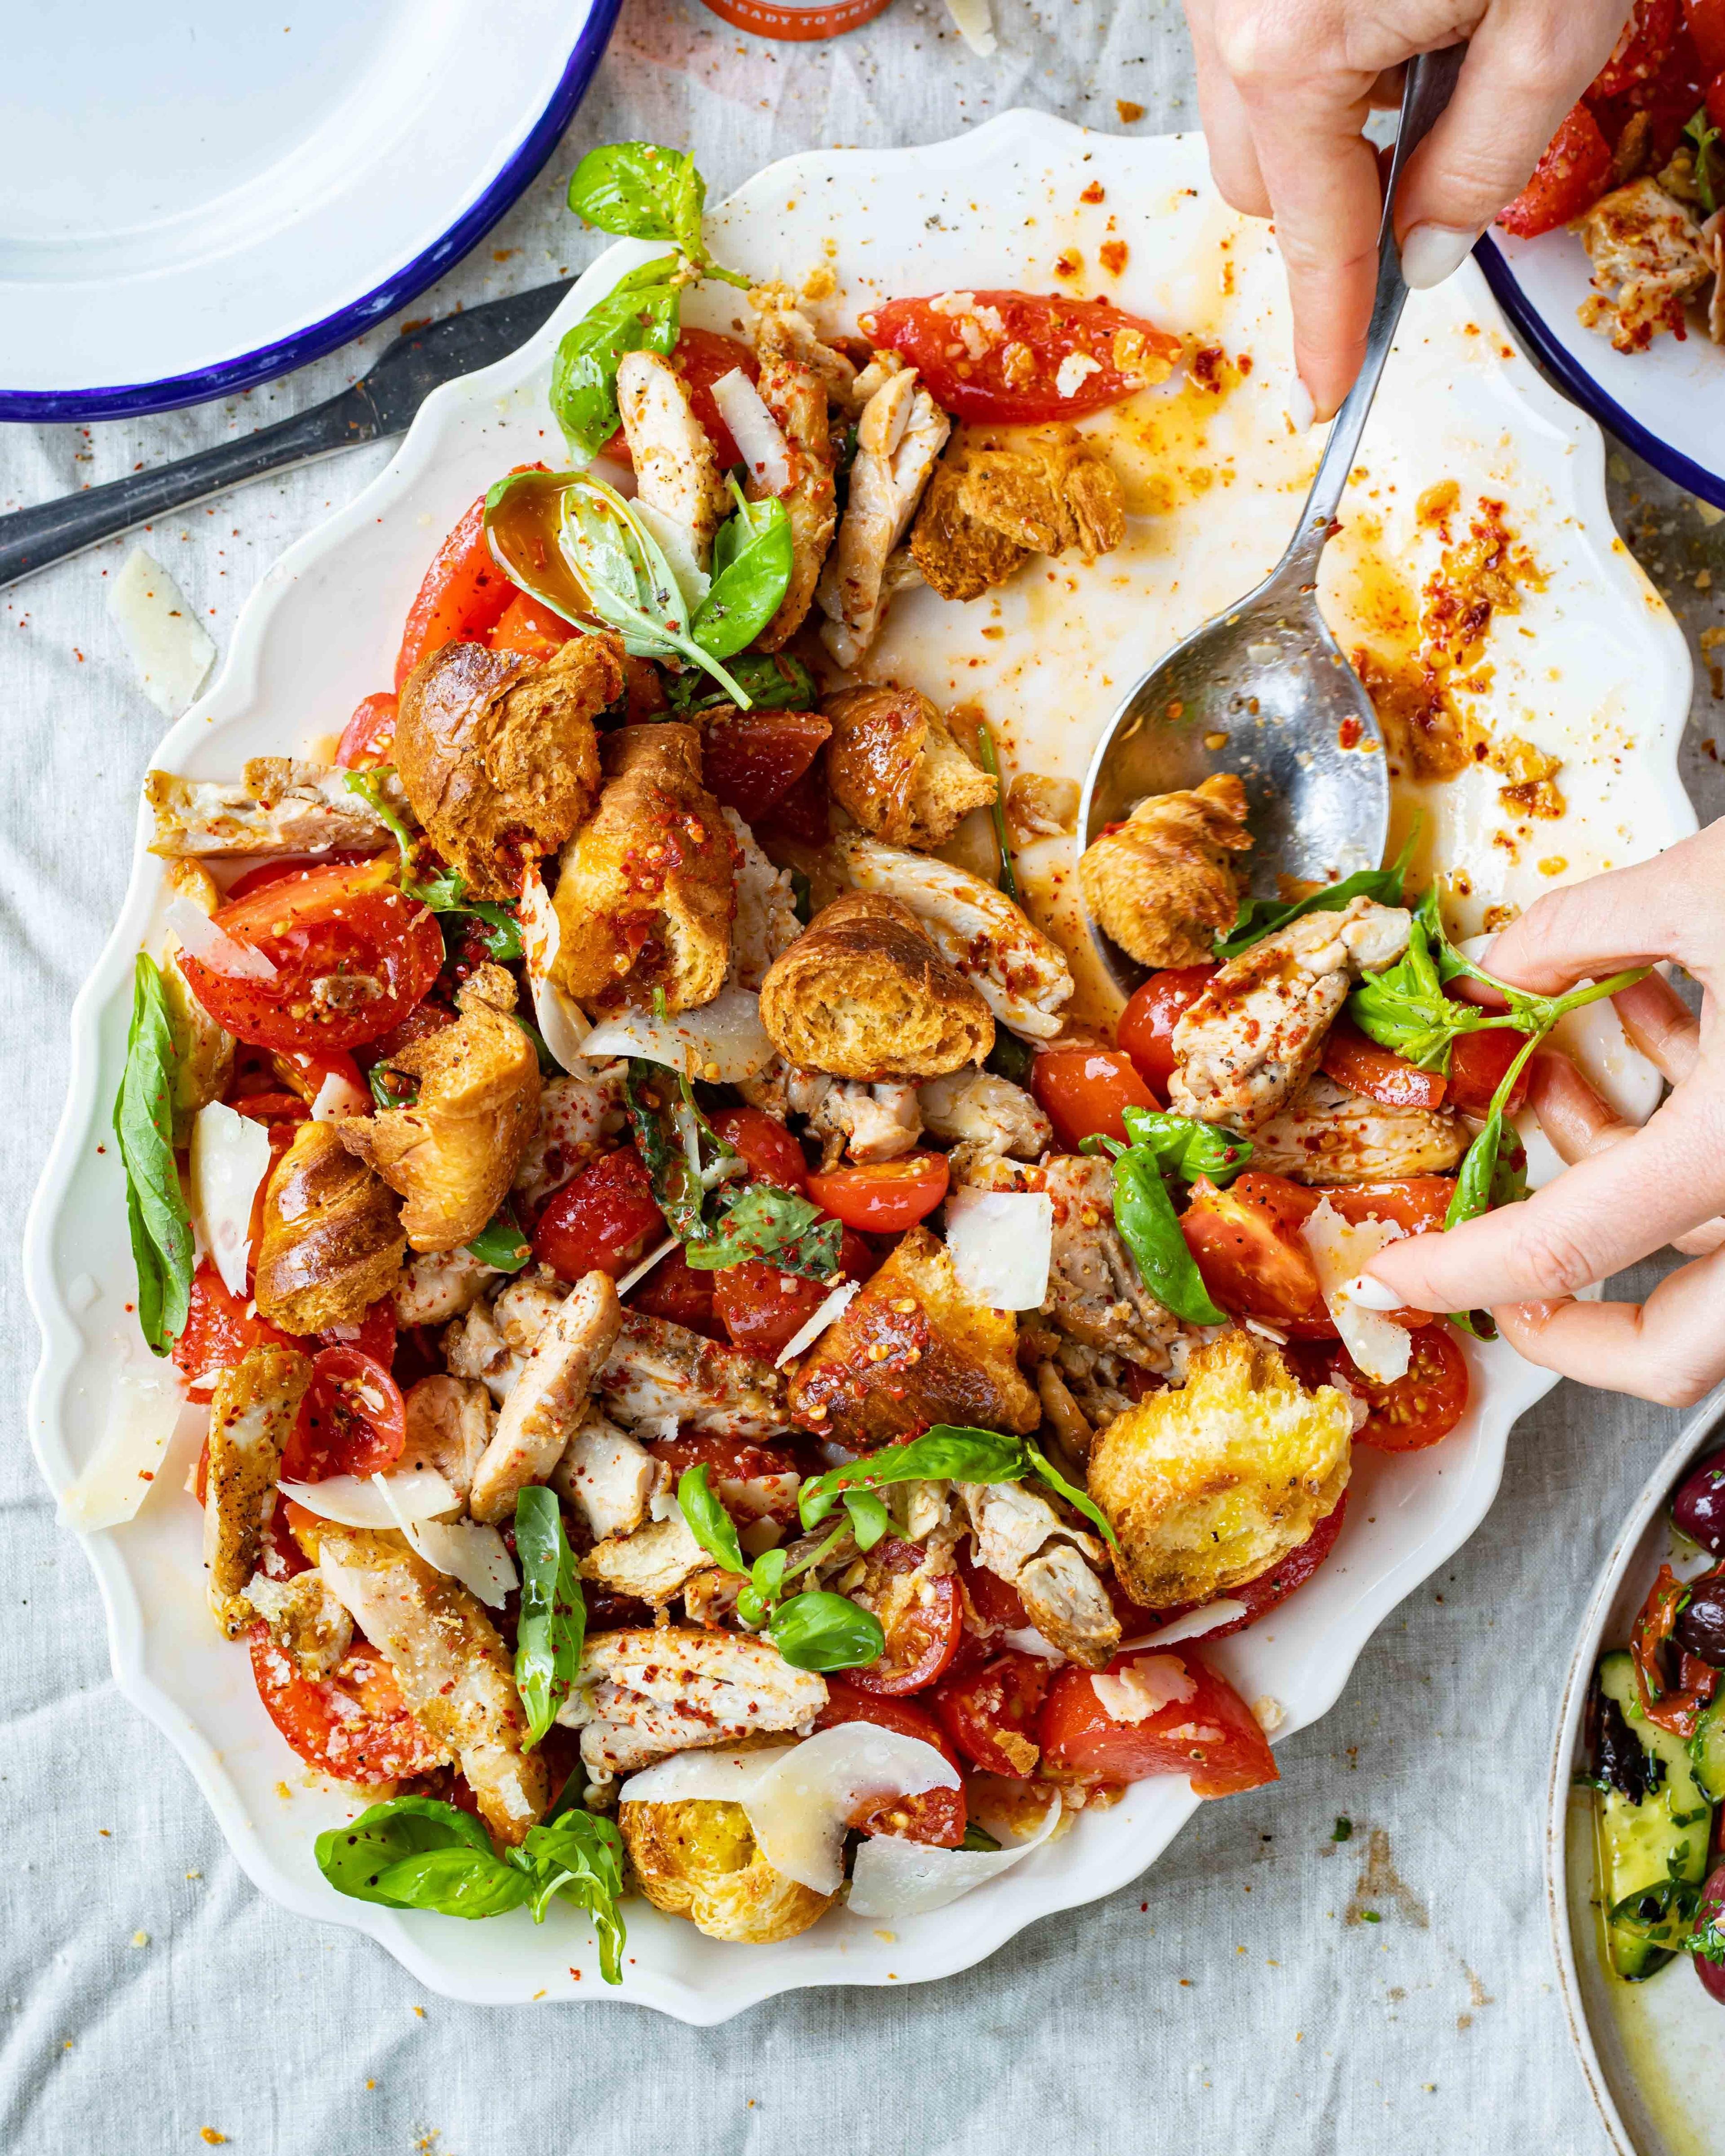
[
  {"left": 1153, "top": 1491, "right": 1351, "bottom": 1644},
  {"left": 816, "top": 1679, "right": 967, "bottom": 1845},
  {"left": 531, "top": 1147, "right": 666, "bottom": 1281},
  {"left": 703, "top": 711, "right": 831, "bottom": 823},
  {"left": 173, "top": 1259, "right": 301, "bottom": 1397},
  {"left": 806, "top": 1152, "right": 950, "bottom": 1233},
  {"left": 1297, "top": 1330, "right": 1471, "bottom": 1452},
  {"left": 1591, "top": 0, "right": 1679, "bottom": 96},
  {"left": 320, "top": 1296, "right": 398, "bottom": 1368},
  {"left": 282, "top": 1347, "right": 407, "bottom": 1482},
  {"left": 1690, "top": 0, "right": 1725, "bottom": 73},
  {"left": 848, "top": 1571, "right": 964, "bottom": 1697},
  {"left": 1117, "top": 964, "right": 1217, "bottom": 1098},
  {"left": 628, "top": 1244, "right": 722, "bottom": 1338},
  {"left": 248, "top": 1627, "right": 444, "bottom": 1782},
  {"left": 1031, "top": 1046, "right": 1158, "bottom": 1150},
  {"left": 650, "top": 1431, "right": 806, "bottom": 1522},
  {"left": 601, "top": 328, "right": 761, "bottom": 468},
  {"left": 1323, "top": 1179, "right": 1455, "bottom": 1236},
  {"left": 711, "top": 1230, "right": 872, "bottom": 1361},
  {"left": 958, "top": 1542, "right": 1030, "bottom": 1631},
  {"left": 488, "top": 590, "right": 573, "bottom": 663},
  {"left": 334, "top": 692, "right": 399, "bottom": 770},
  {"left": 1446, "top": 1025, "right": 1534, "bottom": 1116},
  {"left": 395, "top": 488, "right": 521, "bottom": 689},
  {"left": 177, "top": 862, "right": 443, "bottom": 1055},
  {"left": 710, "top": 1106, "right": 810, "bottom": 1192},
  {"left": 932, "top": 1650, "right": 1052, "bottom": 1776},
  {"left": 1498, "top": 104, "right": 1612, "bottom": 236},
  {"left": 1038, "top": 1648, "right": 1278, "bottom": 1797},
  {"left": 1320, "top": 1018, "right": 1447, "bottom": 1110},
  {"left": 862, "top": 291, "right": 1183, "bottom": 425},
  {"left": 1180, "top": 1171, "right": 1334, "bottom": 1335}
]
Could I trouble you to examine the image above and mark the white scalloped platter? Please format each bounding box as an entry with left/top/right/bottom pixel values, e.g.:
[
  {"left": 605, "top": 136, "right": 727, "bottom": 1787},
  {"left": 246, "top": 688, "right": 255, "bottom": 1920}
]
[{"left": 25, "top": 111, "right": 1698, "bottom": 2020}]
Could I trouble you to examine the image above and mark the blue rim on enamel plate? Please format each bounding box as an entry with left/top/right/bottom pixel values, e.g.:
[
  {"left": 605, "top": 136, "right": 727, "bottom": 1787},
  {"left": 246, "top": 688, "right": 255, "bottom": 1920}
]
[
  {"left": 0, "top": 0, "right": 622, "bottom": 423},
  {"left": 1476, "top": 229, "right": 1725, "bottom": 511}
]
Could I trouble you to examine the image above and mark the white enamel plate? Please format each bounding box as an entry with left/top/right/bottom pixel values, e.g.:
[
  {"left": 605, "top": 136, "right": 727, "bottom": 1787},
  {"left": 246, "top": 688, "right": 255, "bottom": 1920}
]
[{"left": 26, "top": 112, "right": 1697, "bottom": 2019}]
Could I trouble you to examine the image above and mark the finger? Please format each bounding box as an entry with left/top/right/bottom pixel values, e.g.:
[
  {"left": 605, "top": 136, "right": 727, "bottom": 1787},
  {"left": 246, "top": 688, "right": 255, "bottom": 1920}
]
[
  {"left": 1364, "top": 1087, "right": 1725, "bottom": 1310},
  {"left": 1393, "top": 5, "right": 1627, "bottom": 287},
  {"left": 1527, "top": 1048, "right": 1635, "bottom": 1165},
  {"left": 1491, "top": 1244, "right": 1725, "bottom": 1408},
  {"left": 1614, "top": 972, "right": 1702, "bottom": 1087},
  {"left": 1482, "top": 830, "right": 1725, "bottom": 992},
  {"left": 1186, "top": 2, "right": 1271, "bottom": 218}
]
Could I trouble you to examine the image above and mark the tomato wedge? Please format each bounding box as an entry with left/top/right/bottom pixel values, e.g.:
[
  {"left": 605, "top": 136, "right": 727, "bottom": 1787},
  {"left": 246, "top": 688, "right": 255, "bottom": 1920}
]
[
  {"left": 395, "top": 488, "right": 521, "bottom": 688},
  {"left": 1038, "top": 1647, "right": 1278, "bottom": 1797},
  {"left": 1294, "top": 1331, "right": 1471, "bottom": 1452},
  {"left": 1116, "top": 964, "right": 1217, "bottom": 1098},
  {"left": 807, "top": 1151, "right": 950, "bottom": 1233},
  {"left": 709, "top": 1106, "right": 810, "bottom": 1192},
  {"left": 248, "top": 1628, "right": 445, "bottom": 1783},
  {"left": 862, "top": 291, "right": 1182, "bottom": 425},
  {"left": 816, "top": 1680, "right": 967, "bottom": 1845},
  {"left": 334, "top": 692, "right": 398, "bottom": 770},
  {"left": 1446, "top": 1025, "right": 1534, "bottom": 1116},
  {"left": 1031, "top": 1046, "right": 1158, "bottom": 1150},
  {"left": 1590, "top": 0, "right": 1678, "bottom": 96},
  {"left": 1180, "top": 1172, "right": 1334, "bottom": 1336},
  {"left": 177, "top": 862, "right": 443, "bottom": 1055},
  {"left": 1320, "top": 1018, "right": 1447, "bottom": 1110},
  {"left": 649, "top": 1432, "right": 806, "bottom": 1522},
  {"left": 628, "top": 1244, "right": 722, "bottom": 1339},
  {"left": 932, "top": 1649, "right": 1052, "bottom": 1776},
  {"left": 711, "top": 1229, "right": 872, "bottom": 1361},
  {"left": 1499, "top": 103, "right": 1612, "bottom": 236},
  {"left": 1691, "top": 0, "right": 1725, "bottom": 73},
  {"left": 531, "top": 1146, "right": 666, "bottom": 1281},
  {"left": 173, "top": 1259, "right": 301, "bottom": 1399},
  {"left": 283, "top": 1348, "right": 407, "bottom": 1482},
  {"left": 488, "top": 590, "right": 573, "bottom": 663},
  {"left": 703, "top": 710, "right": 832, "bottom": 822}
]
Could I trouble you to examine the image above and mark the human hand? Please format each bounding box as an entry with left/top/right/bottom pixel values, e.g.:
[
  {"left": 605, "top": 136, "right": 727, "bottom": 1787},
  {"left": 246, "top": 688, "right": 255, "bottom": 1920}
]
[
  {"left": 1183, "top": 0, "right": 1630, "bottom": 420},
  {"left": 1361, "top": 822, "right": 1725, "bottom": 1407}
]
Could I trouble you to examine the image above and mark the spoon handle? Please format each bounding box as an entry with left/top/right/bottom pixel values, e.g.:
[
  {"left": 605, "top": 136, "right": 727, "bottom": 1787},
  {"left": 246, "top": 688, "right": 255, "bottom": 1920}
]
[{"left": 1277, "top": 42, "right": 1468, "bottom": 584}]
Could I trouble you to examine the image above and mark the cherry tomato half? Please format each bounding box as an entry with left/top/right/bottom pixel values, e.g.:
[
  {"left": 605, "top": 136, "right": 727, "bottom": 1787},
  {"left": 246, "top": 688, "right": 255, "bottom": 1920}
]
[
  {"left": 649, "top": 1432, "right": 806, "bottom": 1523},
  {"left": 816, "top": 1679, "right": 967, "bottom": 1845},
  {"left": 1295, "top": 1330, "right": 1471, "bottom": 1452},
  {"left": 177, "top": 862, "right": 444, "bottom": 1055},
  {"left": 1038, "top": 1647, "right": 1278, "bottom": 1798},
  {"left": 710, "top": 1228, "right": 873, "bottom": 1361},
  {"left": 334, "top": 692, "right": 398, "bottom": 770},
  {"left": 1446, "top": 1025, "right": 1534, "bottom": 1117},
  {"left": 1499, "top": 104, "right": 1612, "bottom": 237},
  {"left": 1116, "top": 964, "right": 1217, "bottom": 1099},
  {"left": 932, "top": 1649, "right": 1052, "bottom": 1776},
  {"left": 1691, "top": 0, "right": 1725, "bottom": 74},
  {"left": 703, "top": 711, "right": 832, "bottom": 823},
  {"left": 283, "top": 1348, "right": 407, "bottom": 1483},
  {"left": 1320, "top": 1018, "right": 1447, "bottom": 1111},
  {"left": 628, "top": 1244, "right": 722, "bottom": 1339},
  {"left": 173, "top": 1259, "right": 301, "bottom": 1399},
  {"left": 710, "top": 1106, "right": 810, "bottom": 1193},
  {"left": 848, "top": 1569, "right": 964, "bottom": 1697},
  {"left": 248, "top": 1628, "right": 444, "bottom": 1783},
  {"left": 958, "top": 1542, "right": 1030, "bottom": 1631},
  {"left": 1031, "top": 1046, "right": 1158, "bottom": 1151},
  {"left": 807, "top": 1151, "right": 950, "bottom": 1233},
  {"left": 1180, "top": 1171, "right": 1334, "bottom": 1336},
  {"left": 531, "top": 1147, "right": 666, "bottom": 1282},
  {"left": 488, "top": 590, "right": 573, "bottom": 664}
]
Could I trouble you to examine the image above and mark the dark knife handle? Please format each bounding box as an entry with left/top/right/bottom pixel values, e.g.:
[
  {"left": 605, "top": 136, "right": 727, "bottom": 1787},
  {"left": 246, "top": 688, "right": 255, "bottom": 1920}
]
[{"left": 0, "top": 385, "right": 380, "bottom": 591}]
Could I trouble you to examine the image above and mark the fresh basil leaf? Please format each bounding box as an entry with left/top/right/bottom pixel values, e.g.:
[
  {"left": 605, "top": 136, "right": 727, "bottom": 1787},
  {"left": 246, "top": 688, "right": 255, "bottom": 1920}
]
[
  {"left": 548, "top": 260, "right": 681, "bottom": 464},
  {"left": 770, "top": 1590, "right": 886, "bottom": 1672},
  {"left": 738, "top": 1545, "right": 788, "bottom": 1626},
  {"left": 690, "top": 489, "right": 793, "bottom": 660},
  {"left": 959, "top": 1821, "right": 1004, "bottom": 1852},
  {"left": 514, "top": 1810, "right": 628, "bottom": 1979},
  {"left": 514, "top": 1486, "right": 585, "bottom": 1747},
  {"left": 1345, "top": 909, "right": 1478, "bottom": 1071},
  {"left": 1119, "top": 1106, "right": 1252, "bottom": 1187},
  {"left": 666, "top": 651, "right": 817, "bottom": 714},
  {"left": 683, "top": 1183, "right": 841, "bottom": 1279},
  {"left": 624, "top": 1059, "right": 727, "bottom": 1241},
  {"left": 1213, "top": 824, "right": 1418, "bottom": 962},
  {"left": 1491, "top": 1127, "right": 1530, "bottom": 1210},
  {"left": 799, "top": 1427, "right": 1030, "bottom": 1529},
  {"left": 367, "top": 1061, "right": 418, "bottom": 1111},
  {"left": 678, "top": 1463, "right": 749, "bottom": 1577},
  {"left": 1111, "top": 1147, "right": 1227, "bottom": 1325},
  {"left": 512, "top": 1012, "right": 559, "bottom": 1077},
  {"left": 115, "top": 953, "right": 194, "bottom": 1354},
  {"left": 371, "top": 1843, "right": 536, "bottom": 1919},
  {"left": 985, "top": 1029, "right": 1035, "bottom": 1084},
  {"left": 465, "top": 1204, "right": 532, "bottom": 1274},
  {"left": 315, "top": 1795, "right": 526, "bottom": 1916},
  {"left": 340, "top": 765, "right": 418, "bottom": 870},
  {"left": 1025, "top": 1443, "right": 1117, "bottom": 1547},
  {"left": 567, "top": 142, "right": 704, "bottom": 246},
  {"left": 843, "top": 1489, "right": 893, "bottom": 1552},
  {"left": 973, "top": 719, "right": 1019, "bottom": 903}
]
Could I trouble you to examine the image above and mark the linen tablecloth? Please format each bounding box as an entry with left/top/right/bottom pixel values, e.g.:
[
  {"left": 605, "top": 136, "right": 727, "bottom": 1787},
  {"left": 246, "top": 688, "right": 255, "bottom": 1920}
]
[{"left": 5, "top": 4, "right": 1722, "bottom": 2147}]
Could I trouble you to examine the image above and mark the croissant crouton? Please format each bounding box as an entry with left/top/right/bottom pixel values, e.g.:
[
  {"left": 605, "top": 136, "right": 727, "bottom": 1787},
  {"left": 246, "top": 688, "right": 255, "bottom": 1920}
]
[
  {"left": 823, "top": 684, "right": 996, "bottom": 850},
  {"left": 395, "top": 634, "right": 616, "bottom": 900},
  {"left": 911, "top": 424, "right": 1126, "bottom": 602},
  {"left": 551, "top": 724, "right": 735, "bottom": 1016},
  {"left": 621, "top": 1798, "right": 836, "bottom": 1945},
  {"left": 788, "top": 1224, "right": 1038, "bottom": 1446},
  {"left": 1088, "top": 1329, "right": 1351, "bottom": 1611},
  {"left": 758, "top": 892, "right": 992, "bottom": 1080},
  {"left": 253, "top": 1122, "right": 405, "bottom": 1333},
  {"left": 1078, "top": 773, "right": 1252, "bottom": 969}
]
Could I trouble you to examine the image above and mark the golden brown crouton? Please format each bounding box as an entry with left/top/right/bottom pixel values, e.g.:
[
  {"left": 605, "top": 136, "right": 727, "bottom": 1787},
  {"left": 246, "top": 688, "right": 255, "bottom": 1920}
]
[
  {"left": 551, "top": 723, "right": 736, "bottom": 1016},
  {"left": 1078, "top": 773, "right": 1252, "bottom": 969},
  {"left": 395, "top": 634, "right": 617, "bottom": 900},
  {"left": 823, "top": 683, "right": 996, "bottom": 850},
  {"left": 340, "top": 965, "right": 541, "bottom": 1254},
  {"left": 620, "top": 1798, "right": 836, "bottom": 1945},
  {"left": 911, "top": 424, "right": 1127, "bottom": 602},
  {"left": 788, "top": 1223, "right": 1038, "bottom": 1446},
  {"left": 1088, "top": 1329, "right": 1352, "bottom": 1611},
  {"left": 759, "top": 892, "right": 993, "bottom": 1080},
  {"left": 253, "top": 1122, "right": 405, "bottom": 1334}
]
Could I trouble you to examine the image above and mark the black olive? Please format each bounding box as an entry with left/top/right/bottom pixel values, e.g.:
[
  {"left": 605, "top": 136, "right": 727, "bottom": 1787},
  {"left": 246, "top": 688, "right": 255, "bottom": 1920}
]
[
  {"left": 1674, "top": 1583, "right": 1725, "bottom": 1667},
  {"left": 1672, "top": 1451, "right": 1725, "bottom": 1555}
]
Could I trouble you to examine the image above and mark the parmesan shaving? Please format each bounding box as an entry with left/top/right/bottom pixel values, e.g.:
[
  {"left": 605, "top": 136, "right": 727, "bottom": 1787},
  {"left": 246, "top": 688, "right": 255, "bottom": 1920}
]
[
  {"left": 188, "top": 1101, "right": 272, "bottom": 1299},
  {"left": 518, "top": 865, "right": 593, "bottom": 1074},
  {"left": 774, "top": 1280, "right": 861, "bottom": 1367},
  {"left": 164, "top": 895, "right": 277, "bottom": 981},
  {"left": 943, "top": 1187, "right": 1053, "bottom": 1310},
  {"left": 1117, "top": 1600, "right": 1250, "bottom": 1653},
  {"left": 615, "top": 1236, "right": 678, "bottom": 1297},
  {"left": 710, "top": 370, "right": 792, "bottom": 494},
  {"left": 371, "top": 1472, "right": 518, "bottom": 1606},
  {"left": 108, "top": 547, "right": 216, "bottom": 718},
  {"left": 848, "top": 1793, "right": 1060, "bottom": 1918},
  {"left": 580, "top": 985, "right": 774, "bottom": 1085},
  {"left": 278, "top": 1468, "right": 459, "bottom": 1527},
  {"left": 1299, "top": 1198, "right": 1413, "bottom": 1383},
  {"left": 59, "top": 1374, "right": 198, "bottom": 1532},
  {"left": 1090, "top": 1653, "right": 1197, "bottom": 1724},
  {"left": 310, "top": 1070, "right": 371, "bottom": 1122}
]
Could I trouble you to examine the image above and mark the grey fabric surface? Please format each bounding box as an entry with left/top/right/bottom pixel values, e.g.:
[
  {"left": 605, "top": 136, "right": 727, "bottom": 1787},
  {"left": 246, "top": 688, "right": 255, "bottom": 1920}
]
[{"left": 5, "top": 2, "right": 1725, "bottom": 2148}]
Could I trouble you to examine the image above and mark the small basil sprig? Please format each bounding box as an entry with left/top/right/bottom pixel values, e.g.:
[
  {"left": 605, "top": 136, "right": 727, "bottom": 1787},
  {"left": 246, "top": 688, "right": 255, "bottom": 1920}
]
[
  {"left": 314, "top": 1795, "right": 628, "bottom": 1980},
  {"left": 677, "top": 1466, "right": 889, "bottom": 1670},
  {"left": 974, "top": 719, "right": 1018, "bottom": 904},
  {"left": 797, "top": 1427, "right": 1117, "bottom": 1547},
  {"left": 691, "top": 485, "right": 793, "bottom": 659},
  {"left": 550, "top": 260, "right": 682, "bottom": 464},
  {"left": 566, "top": 142, "right": 748, "bottom": 288},
  {"left": 1115, "top": 1104, "right": 1252, "bottom": 1186},
  {"left": 1687, "top": 106, "right": 1722, "bottom": 216},
  {"left": 514, "top": 1487, "right": 585, "bottom": 1747},
  {"left": 1083, "top": 1108, "right": 1238, "bottom": 1326},
  {"left": 338, "top": 769, "right": 522, "bottom": 958},
  {"left": 666, "top": 651, "right": 816, "bottom": 714},
  {"left": 466, "top": 1204, "right": 532, "bottom": 1274},
  {"left": 683, "top": 1184, "right": 841, "bottom": 1280},
  {"left": 1214, "top": 825, "right": 1418, "bottom": 961},
  {"left": 115, "top": 953, "right": 195, "bottom": 1354}
]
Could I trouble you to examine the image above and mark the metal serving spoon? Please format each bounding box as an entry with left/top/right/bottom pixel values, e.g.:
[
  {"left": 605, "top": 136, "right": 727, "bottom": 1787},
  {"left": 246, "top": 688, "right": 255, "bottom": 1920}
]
[{"left": 1078, "top": 45, "right": 1466, "bottom": 995}]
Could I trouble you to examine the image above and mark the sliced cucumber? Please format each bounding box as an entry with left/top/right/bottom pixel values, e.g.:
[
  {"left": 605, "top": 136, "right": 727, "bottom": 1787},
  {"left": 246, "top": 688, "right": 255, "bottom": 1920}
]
[
  {"left": 1593, "top": 1650, "right": 1713, "bottom": 1981},
  {"left": 1692, "top": 1692, "right": 1725, "bottom": 1805}
]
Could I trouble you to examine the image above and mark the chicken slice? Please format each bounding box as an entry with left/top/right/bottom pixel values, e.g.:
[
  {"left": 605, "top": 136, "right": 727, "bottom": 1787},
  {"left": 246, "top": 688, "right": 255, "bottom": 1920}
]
[
  {"left": 560, "top": 1626, "right": 827, "bottom": 1776},
  {"left": 398, "top": 1374, "right": 494, "bottom": 1509},
  {"left": 816, "top": 368, "right": 951, "bottom": 668},
  {"left": 804, "top": 1078, "right": 923, "bottom": 1167},
  {"left": 597, "top": 1311, "right": 787, "bottom": 1440},
  {"left": 1038, "top": 1153, "right": 1182, "bottom": 1374},
  {"left": 304, "top": 1521, "right": 547, "bottom": 1843},
  {"left": 395, "top": 1246, "right": 500, "bottom": 1327},
  {"left": 512, "top": 1065, "right": 628, "bottom": 1211},
  {"left": 724, "top": 808, "right": 802, "bottom": 992},
  {"left": 960, "top": 1481, "right": 1119, "bottom": 1670},
  {"left": 1252, "top": 1072, "right": 1468, "bottom": 1184},
  {"left": 580, "top": 1513, "right": 708, "bottom": 1605},
  {"left": 204, "top": 1347, "right": 314, "bottom": 1638},
  {"left": 918, "top": 1069, "right": 1052, "bottom": 1176},
  {"left": 837, "top": 834, "right": 1075, "bottom": 1041},
  {"left": 753, "top": 296, "right": 861, "bottom": 405},
  {"left": 749, "top": 358, "right": 837, "bottom": 650},
  {"left": 616, "top": 350, "right": 730, "bottom": 563},
  {"left": 1168, "top": 897, "right": 1412, "bottom": 1135},
  {"left": 1576, "top": 177, "right": 1711, "bottom": 353},
  {"left": 550, "top": 1411, "right": 663, "bottom": 1542},
  {"left": 244, "top": 1568, "right": 353, "bottom": 1679},
  {"left": 146, "top": 760, "right": 410, "bottom": 857},
  {"left": 468, "top": 1271, "right": 624, "bottom": 1523}
]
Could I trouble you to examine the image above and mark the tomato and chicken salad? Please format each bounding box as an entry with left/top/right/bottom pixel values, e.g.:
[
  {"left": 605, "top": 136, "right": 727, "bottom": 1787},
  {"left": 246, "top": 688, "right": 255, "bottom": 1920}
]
[{"left": 107, "top": 136, "right": 1610, "bottom": 1975}]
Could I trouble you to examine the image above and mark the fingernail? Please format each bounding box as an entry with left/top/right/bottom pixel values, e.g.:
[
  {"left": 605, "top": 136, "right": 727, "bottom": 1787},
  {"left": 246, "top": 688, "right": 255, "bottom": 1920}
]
[
  {"left": 1288, "top": 375, "right": 1315, "bottom": 433},
  {"left": 1400, "top": 223, "right": 1478, "bottom": 290},
  {"left": 1343, "top": 1273, "right": 1405, "bottom": 1312}
]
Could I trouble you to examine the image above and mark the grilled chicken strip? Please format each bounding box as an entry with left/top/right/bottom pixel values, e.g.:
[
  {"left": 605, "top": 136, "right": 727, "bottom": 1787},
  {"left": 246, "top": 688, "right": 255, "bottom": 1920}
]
[
  {"left": 1039, "top": 1154, "right": 1181, "bottom": 1373},
  {"left": 550, "top": 1412, "right": 663, "bottom": 1542},
  {"left": 616, "top": 350, "right": 729, "bottom": 563},
  {"left": 724, "top": 809, "right": 802, "bottom": 993},
  {"left": 804, "top": 1077, "right": 924, "bottom": 1166},
  {"left": 146, "top": 760, "right": 410, "bottom": 857},
  {"left": 918, "top": 1069, "right": 1052, "bottom": 1175},
  {"left": 1252, "top": 1072, "right": 1468, "bottom": 1184},
  {"left": 397, "top": 1374, "right": 494, "bottom": 1510},
  {"left": 560, "top": 1627, "right": 828, "bottom": 1776},
  {"left": 960, "top": 1481, "right": 1120, "bottom": 1671},
  {"left": 1168, "top": 897, "right": 1411, "bottom": 1134},
  {"left": 468, "top": 1271, "right": 623, "bottom": 1523},
  {"left": 580, "top": 1514, "right": 708, "bottom": 1606},
  {"left": 302, "top": 1520, "right": 547, "bottom": 1843},
  {"left": 596, "top": 1311, "right": 787, "bottom": 1440},
  {"left": 749, "top": 358, "right": 837, "bottom": 650},
  {"left": 837, "top": 834, "right": 1075, "bottom": 1040},
  {"left": 443, "top": 1276, "right": 566, "bottom": 1403},
  {"left": 816, "top": 368, "right": 950, "bottom": 668},
  {"left": 395, "top": 1246, "right": 500, "bottom": 1327},
  {"left": 203, "top": 1347, "right": 314, "bottom": 1638},
  {"left": 754, "top": 298, "right": 860, "bottom": 405}
]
